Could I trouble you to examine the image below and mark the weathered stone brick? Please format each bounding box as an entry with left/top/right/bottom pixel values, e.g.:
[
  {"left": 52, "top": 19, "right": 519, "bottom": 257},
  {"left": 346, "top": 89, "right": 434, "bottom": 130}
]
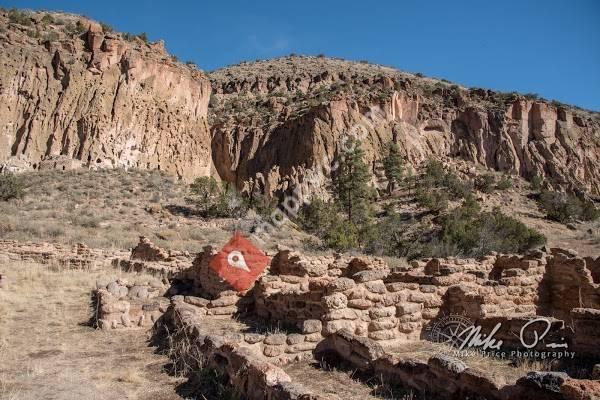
[
  {"left": 396, "top": 302, "right": 422, "bottom": 315},
  {"left": 364, "top": 280, "right": 387, "bottom": 294},
  {"left": 302, "top": 319, "right": 322, "bottom": 334},
  {"left": 369, "top": 306, "right": 396, "bottom": 319}
]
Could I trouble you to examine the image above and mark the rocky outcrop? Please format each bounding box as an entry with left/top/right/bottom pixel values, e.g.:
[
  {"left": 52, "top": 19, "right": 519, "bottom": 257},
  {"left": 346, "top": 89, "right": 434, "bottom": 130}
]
[
  {"left": 0, "top": 11, "right": 211, "bottom": 181},
  {"left": 209, "top": 56, "right": 600, "bottom": 197},
  {"left": 1, "top": 11, "right": 598, "bottom": 197}
]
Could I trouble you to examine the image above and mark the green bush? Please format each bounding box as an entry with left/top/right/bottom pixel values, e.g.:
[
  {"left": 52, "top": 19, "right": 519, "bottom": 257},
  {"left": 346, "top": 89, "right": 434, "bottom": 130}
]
[
  {"left": 190, "top": 176, "right": 221, "bottom": 214},
  {"left": 65, "top": 20, "right": 86, "bottom": 35},
  {"left": 100, "top": 22, "right": 113, "bottom": 33},
  {"left": 189, "top": 177, "right": 247, "bottom": 218},
  {"left": 439, "top": 204, "right": 546, "bottom": 257},
  {"left": 523, "top": 93, "right": 540, "bottom": 100},
  {"left": 247, "top": 192, "right": 277, "bottom": 219},
  {"left": 443, "top": 172, "right": 471, "bottom": 199},
  {"left": 539, "top": 190, "right": 599, "bottom": 223},
  {"left": 420, "top": 159, "right": 471, "bottom": 200},
  {"left": 324, "top": 219, "right": 359, "bottom": 251},
  {"left": 137, "top": 32, "right": 149, "bottom": 43},
  {"left": 41, "top": 13, "right": 54, "bottom": 24},
  {"left": 496, "top": 174, "right": 512, "bottom": 190},
  {"left": 475, "top": 174, "right": 496, "bottom": 194},
  {"left": 416, "top": 188, "right": 448, "bottom": 213},
  {"left": 297, "top": 198, "right": 336, "bottom": 237},
  {"left": 8, "top": 8, "right": 32, "bottom": 26},
  {"left": 424, "top": 159, "right": 445, "bottom": 183},
  {"left": 529, "top": 174, "right": 544, "bottom": 191},
  {"left": 0, "top": 173, "right": 25, "bottom": 201},
  {"left": 362, "top": 211, "right": 412, "bottom": 256},
  {"left": 478, "top": 210, "right": 546, "bottom": 254},
  {"left": 122, "top": 32, "right": 135, "bottom": 41},
  {"left": 581, "top": 200, "right": 600, "bottom": 221}
]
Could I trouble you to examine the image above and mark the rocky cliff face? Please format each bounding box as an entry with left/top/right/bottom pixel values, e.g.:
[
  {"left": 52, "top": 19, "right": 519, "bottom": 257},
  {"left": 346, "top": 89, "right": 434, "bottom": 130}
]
[
  {"left": 209, "top": 56, "right": 600, "bottom": 197},
  {"left": 0, "top": 10, "right": 211, "bottom": 180},
  {"left": 1, "top": 10, "right": 599, "bottom": 198}
]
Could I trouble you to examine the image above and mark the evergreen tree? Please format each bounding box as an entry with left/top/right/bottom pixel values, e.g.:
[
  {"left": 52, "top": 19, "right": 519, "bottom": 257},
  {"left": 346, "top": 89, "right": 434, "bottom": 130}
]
[
  {"left": 382, "top": 142, "right": 403, "bottom": 194},
  {"left": 404, "top": 167, "right": 415, "bottom": 196},
  {"left": 331, "top": 136, "right": 373, "bottom": 226},
  {"left": 190, "top": 176, "right": 221, "bottom": 215}
]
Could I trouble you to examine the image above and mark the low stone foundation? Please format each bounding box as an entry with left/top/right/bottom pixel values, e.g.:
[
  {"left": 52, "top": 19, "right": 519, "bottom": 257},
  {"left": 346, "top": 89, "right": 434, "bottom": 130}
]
[
  {"left": 112, "top": 236, "right": 194, "bottom": 279},
  {"left": 170, "top": 296, "right": 324, "bottom": 365},
  {"left": 163, "top": 299, "right": 334, "bottom": 400},
  {"left": 322, "top": 329, "right": 600, "bottom": 400},
  {"left": 11, "top": 235, "right": 590, "bottom": 398},
  {"left": 0, "top": 240, "right": 128, "bottom": 268},
  {"left": 163, "top": 298, "right": 600, "bottom": 400},
  {"left": 94, "top": 277, "right": 169, "bottom": 329}
]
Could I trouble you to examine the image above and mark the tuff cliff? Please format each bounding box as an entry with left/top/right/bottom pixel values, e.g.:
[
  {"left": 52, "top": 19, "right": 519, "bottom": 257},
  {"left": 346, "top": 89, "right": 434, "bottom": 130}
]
[
  {"left": 209, "top": 56, "right": 600, "bottom": 198},
  {"left": 0, "top": 10, "right": 211, "bottom": 180},
  {"left": 1, "top": 10, "right": 599, "bottom": 198}
]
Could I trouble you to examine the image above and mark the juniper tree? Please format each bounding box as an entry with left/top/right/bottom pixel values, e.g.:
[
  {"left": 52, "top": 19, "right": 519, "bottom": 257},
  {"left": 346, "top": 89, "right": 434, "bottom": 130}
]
[
  {"left": 0, "top": 173, "right": 24, "bottom": 201},
  {"left": 331, "top": 136, "right": 373, "bottom": 226},
  {"left": 382, "top": 142, "right": 403, "bottom": 194},
  {"left": 190, "top": 176, "right": 221, "bottom": 215}
]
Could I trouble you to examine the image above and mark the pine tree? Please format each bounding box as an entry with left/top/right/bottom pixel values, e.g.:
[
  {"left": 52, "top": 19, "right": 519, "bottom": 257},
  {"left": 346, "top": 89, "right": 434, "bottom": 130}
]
[
  {"left": 331, "top": 136, "right": 373, "bottom": 226},
  {"left": 190, "top": 176, "right": 221, "bottom": 215},
  {"left": 382, "top": 142, "right": 403, "bottom": 194}
]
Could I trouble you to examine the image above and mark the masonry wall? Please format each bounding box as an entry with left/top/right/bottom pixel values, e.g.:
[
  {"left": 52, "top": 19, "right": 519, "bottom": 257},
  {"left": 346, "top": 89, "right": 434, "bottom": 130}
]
[
  {"left": 94, "top": 277, "right": 170, "bottom": 329},
  {"left": 542, "top": 249, "right": 600, "bottom": 320},
  {"left": 249, "top": 248, "right": 599, "bottom": 347}
]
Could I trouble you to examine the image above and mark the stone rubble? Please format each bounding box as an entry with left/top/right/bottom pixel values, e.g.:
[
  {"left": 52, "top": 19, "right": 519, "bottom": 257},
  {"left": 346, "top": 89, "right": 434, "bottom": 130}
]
[{"left": 3, "top": 235, "right": 598, "bottom": 398}]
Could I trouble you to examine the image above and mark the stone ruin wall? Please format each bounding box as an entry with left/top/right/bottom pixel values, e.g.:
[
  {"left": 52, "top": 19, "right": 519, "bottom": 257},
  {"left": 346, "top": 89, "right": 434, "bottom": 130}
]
[
  {"left": 1, "top": 236, "right": 598, "bottom": 352},
  {"left": 0, "top": 239, "right": 128, "bottom": 269},
  {"left": 161, "top": 244, "right": 600, "bottom": 399},
  {"left": 113, "top": 236, "right": 194, "bottom": 279},
  {"left": 94, "top": 277, "right": 170, "bottom": 329},
  {"left": 247, "top": 247, "right": 600, "bottom": 352},
  {"left": 2, "top": 237, "right": 599, "bottom": 398},
  {"left": 105, "top": 238, "right": 600, "bottom": 354}
]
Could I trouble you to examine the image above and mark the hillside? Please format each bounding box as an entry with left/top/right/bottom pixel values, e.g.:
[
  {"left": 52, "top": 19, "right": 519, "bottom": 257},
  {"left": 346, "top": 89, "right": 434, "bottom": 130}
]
[
  {"left": 0, "top": 9, "right": 211, "bottom": 181},
  {"left": 0, "top": 9, "right": 599, "bottom": 200},
  {"left": 1, "top": 7, "right": 600, "bottom": 400},
  {"left": 209, "top": 55, "right": 600, "bottom": 198}
]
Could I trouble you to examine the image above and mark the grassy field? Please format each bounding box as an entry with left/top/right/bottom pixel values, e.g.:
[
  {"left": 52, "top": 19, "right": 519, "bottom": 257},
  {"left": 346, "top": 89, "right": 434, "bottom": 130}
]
[
  {"left": 0, "top": 260, "right": 185, "bottom": 400},
  {"left": 0, "top": 168, "right": 321, "bottom": 256},
  {"left": 0, "top": 169, "right": 234, "bottom": 252}
]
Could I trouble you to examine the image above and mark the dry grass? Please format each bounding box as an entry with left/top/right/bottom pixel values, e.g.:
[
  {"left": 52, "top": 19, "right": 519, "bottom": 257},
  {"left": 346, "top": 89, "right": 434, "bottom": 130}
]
[
  {"left": 0, "top": 168, "right": 317, "bottom": 255},
  {"left": 284, "top": 358, "right": 417, "bottom": 400},
  {"left": 0, "top": 260, "right": 185, "bottom": 400},
  {"left": 0, "top": 168, "right": 204, "bottom": 250},
  {"left": 385, "top": 340, "right": 550, "bottom": 385}
]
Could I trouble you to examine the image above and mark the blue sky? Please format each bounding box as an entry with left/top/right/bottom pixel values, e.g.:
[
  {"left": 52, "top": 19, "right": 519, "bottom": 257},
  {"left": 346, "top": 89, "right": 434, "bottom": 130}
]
[{"left": 3, "top": 0, "right": 600, "bottom": 110}]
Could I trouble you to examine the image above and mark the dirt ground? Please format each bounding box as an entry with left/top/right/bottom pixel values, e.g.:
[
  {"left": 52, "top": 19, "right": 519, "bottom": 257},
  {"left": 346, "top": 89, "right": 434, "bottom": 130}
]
[
  {"left": 385, "top": 340, "right": 547, "bottom": 385},
  {"left": 0, "top": 261, "right": 185, "bottom": 400},
  {"left": 284, "top": 359, "right": 417, "bottom": 400}
]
